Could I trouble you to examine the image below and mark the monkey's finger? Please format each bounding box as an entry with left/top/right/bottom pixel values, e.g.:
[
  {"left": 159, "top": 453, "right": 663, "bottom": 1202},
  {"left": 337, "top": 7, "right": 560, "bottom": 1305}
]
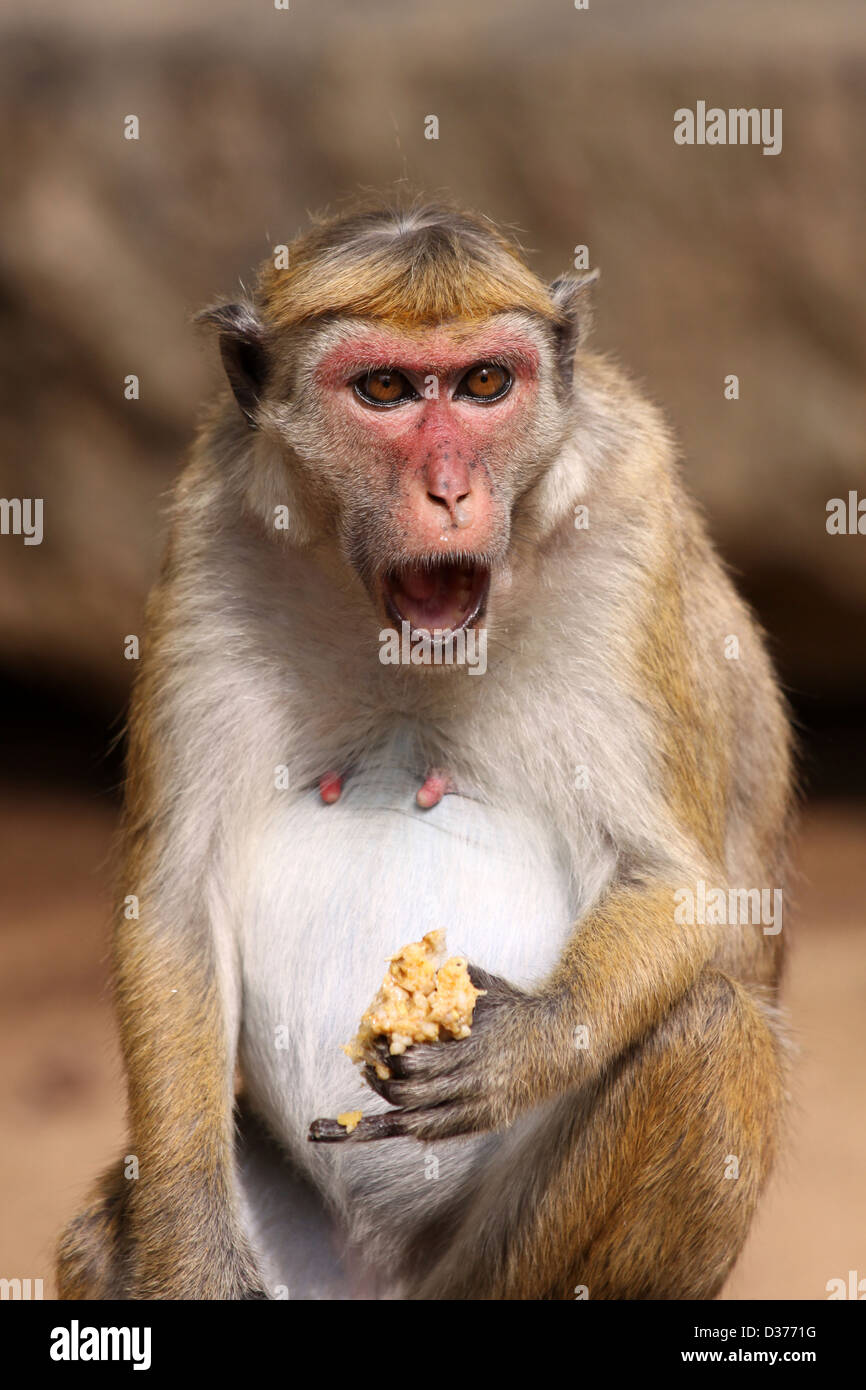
[
  {"left": 368, "top": 1034, "right": 471, "bottom": 1083},
  {"left": 307, "top": 1113, "right": 407, "bottom": 1143},
  {"left": 391, "top": 1102, "right": 485, "bottom": 1142},
  {"left": 363, "top": 1063, "right": 438, "bottom": 1106},
  {"left": 363, "top": 1063, "right": 392, "bottom": 1099},
  {"left": 363, "top": 1063, "right": 462, "bottom": 1111},
  {"left": 367, "top": 1036, "right": 456, "bottom": 1081},
  {"left": 309, "top": 1104, "right": 481, "bottom": 1143},
  {"left": 466, "top": 963, "right": 515, "bottom": 1002},
  {"left": 367, "top": 1036, "right": 443, "bottom": 1080},
  {"left": 369, "top": 1036, "right": 398, "bottom": 1075}
]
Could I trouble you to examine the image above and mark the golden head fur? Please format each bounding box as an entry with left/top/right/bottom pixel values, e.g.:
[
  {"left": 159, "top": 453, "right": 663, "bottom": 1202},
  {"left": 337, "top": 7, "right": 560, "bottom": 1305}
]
[{"left": 258, "top": 199, "right": 560, "bottom": 330}]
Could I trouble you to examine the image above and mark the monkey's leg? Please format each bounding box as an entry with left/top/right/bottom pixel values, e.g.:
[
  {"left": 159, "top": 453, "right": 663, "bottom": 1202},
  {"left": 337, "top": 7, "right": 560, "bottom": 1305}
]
[
  {"left": 119, "top": 944, "right": 266, "bottom": 1297},
  {"left": 63, "top": 909, "right": 267, "bottom": 1299},
  {"left": 57, "top": 1162, "right": 129, "bottom": 1299},
  {"left": 410, "top": 970, "right": 787, "bottom": 1300}
]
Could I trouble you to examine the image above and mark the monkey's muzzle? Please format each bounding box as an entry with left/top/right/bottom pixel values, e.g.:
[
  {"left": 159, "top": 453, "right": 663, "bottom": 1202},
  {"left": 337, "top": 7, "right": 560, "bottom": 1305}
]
[{"left": 383, "top": 559, "right": 490, "bottom": 634}]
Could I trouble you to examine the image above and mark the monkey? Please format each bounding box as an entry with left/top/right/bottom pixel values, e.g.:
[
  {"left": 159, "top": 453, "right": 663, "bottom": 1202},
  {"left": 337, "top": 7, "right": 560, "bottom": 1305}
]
[{"left": 57, "top": 198, "right": 793, "bottom": 1301}]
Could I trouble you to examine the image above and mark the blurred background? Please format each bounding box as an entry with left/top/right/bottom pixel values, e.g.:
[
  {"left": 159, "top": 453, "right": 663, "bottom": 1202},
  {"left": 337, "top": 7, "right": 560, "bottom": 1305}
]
[{"left": 0, "top": 0, "right": 863, "bottom": 1299}]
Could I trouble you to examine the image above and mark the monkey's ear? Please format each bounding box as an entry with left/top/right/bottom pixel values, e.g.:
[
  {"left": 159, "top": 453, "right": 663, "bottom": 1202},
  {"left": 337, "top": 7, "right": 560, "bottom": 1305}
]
[
  {"left": 196, "top": 302, "right": 268, "bottom": 428},
  {"left": 549, "top": 270, "right": 600, "bottom": 383}
]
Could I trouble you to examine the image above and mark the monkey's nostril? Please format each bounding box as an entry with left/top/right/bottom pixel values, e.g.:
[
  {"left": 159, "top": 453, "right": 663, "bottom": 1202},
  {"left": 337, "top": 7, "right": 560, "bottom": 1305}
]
[
  {"left": 428, "top": 489, "right": 472, "bottom": 526},
  {"left": 428, "top": 485, "right": 469, "bottom": 504}
]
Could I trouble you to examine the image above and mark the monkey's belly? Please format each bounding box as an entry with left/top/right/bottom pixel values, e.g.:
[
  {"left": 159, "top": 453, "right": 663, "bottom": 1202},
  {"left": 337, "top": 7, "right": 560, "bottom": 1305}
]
[{"left": 236, "top": 762, "right": 575, "bottom": 1264}]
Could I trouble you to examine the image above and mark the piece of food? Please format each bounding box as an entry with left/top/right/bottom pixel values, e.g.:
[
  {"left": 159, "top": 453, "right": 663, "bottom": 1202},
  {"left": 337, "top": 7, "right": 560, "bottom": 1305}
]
[
  {"left": 343, "top": 930, "right": 485, "bottom": 1079},
  {"left": 336, "top": 1110, "right": 363, "bottom": 1134}
]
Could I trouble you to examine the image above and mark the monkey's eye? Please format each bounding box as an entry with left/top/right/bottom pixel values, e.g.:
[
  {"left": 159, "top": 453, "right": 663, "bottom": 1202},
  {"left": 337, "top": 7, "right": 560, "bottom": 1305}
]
[
  {"left": 456, "top": 363, "right": 511, "bottom": 402},
  {"left": 354, "top": 369, "right": 416, "bottom": 407}
]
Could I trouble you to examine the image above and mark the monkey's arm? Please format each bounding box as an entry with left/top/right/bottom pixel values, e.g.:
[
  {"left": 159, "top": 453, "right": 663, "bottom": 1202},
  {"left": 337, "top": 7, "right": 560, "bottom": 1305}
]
[
  {"left": 309, "top": 875, "right": 720, "bottom": 1143},
  {"left": 88, "top": 585, "right": 269, "bottom": 1300},
  {"left": 110, "top": 894, "right": 267, "bottom": 1298}
]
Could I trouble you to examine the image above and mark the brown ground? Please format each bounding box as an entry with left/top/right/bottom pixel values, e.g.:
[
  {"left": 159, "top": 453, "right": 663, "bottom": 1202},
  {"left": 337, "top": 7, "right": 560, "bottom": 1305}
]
[{"left": 0, "top": 791, "right": 863, "bottom": 1299}]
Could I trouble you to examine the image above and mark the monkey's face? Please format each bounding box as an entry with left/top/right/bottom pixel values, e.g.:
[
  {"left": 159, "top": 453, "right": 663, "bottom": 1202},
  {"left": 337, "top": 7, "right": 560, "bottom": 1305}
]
[{"left": 276, "top": 313, "right": 567, "bottom": 636}]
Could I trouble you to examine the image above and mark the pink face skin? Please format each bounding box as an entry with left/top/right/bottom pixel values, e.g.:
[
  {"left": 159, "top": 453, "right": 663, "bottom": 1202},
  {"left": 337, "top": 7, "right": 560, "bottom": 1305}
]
[
  {"left": 309, "top": 320, "right": 546, "bottom": 811},
  {"left": 312, "top": 322, "right": 542, "bottom": 557}
]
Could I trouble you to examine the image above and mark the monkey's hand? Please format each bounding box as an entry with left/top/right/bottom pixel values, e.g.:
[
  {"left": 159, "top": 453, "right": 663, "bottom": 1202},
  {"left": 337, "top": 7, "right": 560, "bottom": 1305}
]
[{"left": 309, "top": 967, "right": 540, "bottom": 1143}]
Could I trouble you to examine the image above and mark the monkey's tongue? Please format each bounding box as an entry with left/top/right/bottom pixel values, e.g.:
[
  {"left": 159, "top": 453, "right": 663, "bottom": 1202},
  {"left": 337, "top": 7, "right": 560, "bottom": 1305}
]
[{"left": 385, "top": 561, "right": 488, "bottom": 633}]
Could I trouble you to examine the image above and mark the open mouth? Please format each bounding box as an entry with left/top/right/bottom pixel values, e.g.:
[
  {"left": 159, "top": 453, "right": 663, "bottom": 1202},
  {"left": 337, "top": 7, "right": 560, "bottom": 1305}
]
[{"left": 382, "top": 559, "right": 490, "bottom": 634}]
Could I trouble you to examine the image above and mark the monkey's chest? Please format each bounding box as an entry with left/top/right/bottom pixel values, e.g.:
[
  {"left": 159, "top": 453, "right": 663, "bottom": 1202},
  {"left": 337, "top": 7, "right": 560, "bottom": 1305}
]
[{"left": 236, "top": 763, "right": 575, "bottom": 1165}]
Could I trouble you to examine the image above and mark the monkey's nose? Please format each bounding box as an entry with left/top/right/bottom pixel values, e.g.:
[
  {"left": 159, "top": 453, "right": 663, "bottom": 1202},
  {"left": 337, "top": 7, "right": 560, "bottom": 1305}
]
[
  {"left": 425, "top": 452, "right": 473, "bottom": 526},
  {"left": 427, "top": 485, "right": 473, "bottom": 527}
]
